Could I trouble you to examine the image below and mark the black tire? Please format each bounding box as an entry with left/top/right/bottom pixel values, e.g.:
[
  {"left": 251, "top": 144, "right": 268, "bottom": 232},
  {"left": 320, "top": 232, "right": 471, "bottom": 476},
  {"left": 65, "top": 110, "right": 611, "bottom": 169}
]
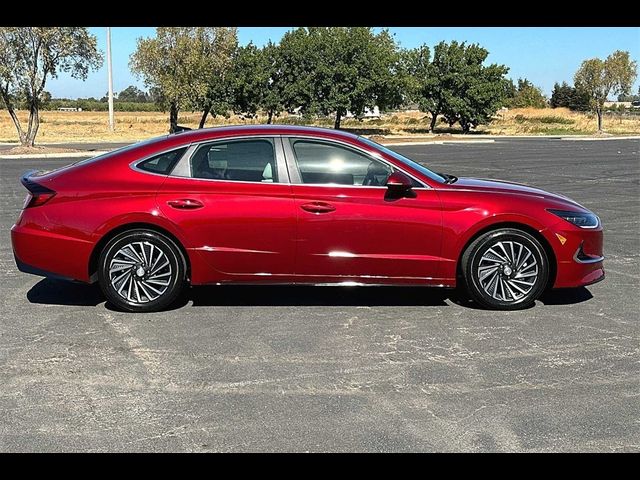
[
  {"left": 98, "top": 229, "right": 187, "bottom": 312},
  {"left": 461, "top": 228, "right": 549, "bottom": 310}
]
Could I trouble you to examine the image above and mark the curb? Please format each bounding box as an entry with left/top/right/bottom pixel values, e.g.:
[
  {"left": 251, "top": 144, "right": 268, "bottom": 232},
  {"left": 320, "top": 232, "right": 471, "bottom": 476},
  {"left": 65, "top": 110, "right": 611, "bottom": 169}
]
[
  {"left": 559, "top": 136, "right": 640, "bottom": 141},
  {"left": 0, "top": 151, "right": 109, "bottom": 159},
  {"left": 383, "top": 139, "right": 496, "bottom": 146}
]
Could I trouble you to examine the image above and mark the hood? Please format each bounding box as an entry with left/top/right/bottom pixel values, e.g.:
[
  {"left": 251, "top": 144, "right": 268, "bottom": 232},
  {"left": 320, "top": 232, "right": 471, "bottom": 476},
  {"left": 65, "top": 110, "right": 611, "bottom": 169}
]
[{"left": 449, "top": 177, "right": 587, "bottom": 210}]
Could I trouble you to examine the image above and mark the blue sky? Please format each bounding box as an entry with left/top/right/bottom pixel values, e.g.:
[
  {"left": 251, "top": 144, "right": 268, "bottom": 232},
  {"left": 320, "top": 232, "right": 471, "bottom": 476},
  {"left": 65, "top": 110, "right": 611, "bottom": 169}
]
[{"left": 47, "top": 27, "right": 640, "bottom": 99}]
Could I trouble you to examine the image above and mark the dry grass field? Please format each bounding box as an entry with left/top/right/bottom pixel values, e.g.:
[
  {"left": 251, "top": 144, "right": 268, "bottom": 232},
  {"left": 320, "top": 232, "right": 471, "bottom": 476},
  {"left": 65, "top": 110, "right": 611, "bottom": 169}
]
[{"left": 1, "top": 107, "right": 638, "bottom": 144}]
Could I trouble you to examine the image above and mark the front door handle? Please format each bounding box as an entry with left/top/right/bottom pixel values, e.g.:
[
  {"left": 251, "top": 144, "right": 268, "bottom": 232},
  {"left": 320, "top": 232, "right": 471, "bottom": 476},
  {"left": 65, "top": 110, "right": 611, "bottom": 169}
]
[
  {"left": 167, "top": 199, "right": 204, "bottom": 210},
  {"left": 300, "top": 201, "right": 336, "bottom": 214}
]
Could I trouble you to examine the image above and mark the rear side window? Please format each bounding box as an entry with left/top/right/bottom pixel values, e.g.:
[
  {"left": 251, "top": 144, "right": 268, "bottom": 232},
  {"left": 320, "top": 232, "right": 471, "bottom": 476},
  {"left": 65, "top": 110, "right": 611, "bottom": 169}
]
[
  {"left": 190, "top": 139, "right": 277, "bottom": 183},
  {"left": 137, "top": 148, "right": 187, "bottom": 175}
]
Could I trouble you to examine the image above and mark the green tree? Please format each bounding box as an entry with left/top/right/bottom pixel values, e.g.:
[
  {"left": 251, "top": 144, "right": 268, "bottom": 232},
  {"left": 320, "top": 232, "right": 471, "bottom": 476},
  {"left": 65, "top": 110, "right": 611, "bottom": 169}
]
[
  {"left": 574, "top": 50, "right": 638, "bottom": 132},
  {"left": 507, "top": 78, "right": 547, "bottom": 108},
  {"left": 0, "top": 27, "right": 102, "bottom": 146},
  {"left": 230, "top": 42, "right": 284, "bottom": 123},
  {"left": 278, "top": 27, "right": 402, "bottom": 129},
  {"left": 550, "top": 81, "right": 573, "bottom": 108},
  {"left": 118, "top": 85, "right": 148, "bottom": 102},
  {"left": 130, "top": 27, "right": 236, "bottom": 133},
  {"left": 406, "top": 41, "right": 510, "bottom": 133},
  {"left": 550, "top": 81, "right": 590, "bottom": 111},
  {"left": 192, "top": 29, "right": 238, "bottom": 128}
]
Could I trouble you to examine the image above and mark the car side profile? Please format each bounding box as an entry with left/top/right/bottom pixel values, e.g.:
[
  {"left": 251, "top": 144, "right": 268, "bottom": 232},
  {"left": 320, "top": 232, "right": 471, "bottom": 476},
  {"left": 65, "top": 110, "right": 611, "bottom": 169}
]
[{"left": 11, "top": 125, "right": 605, "bottom": 312}]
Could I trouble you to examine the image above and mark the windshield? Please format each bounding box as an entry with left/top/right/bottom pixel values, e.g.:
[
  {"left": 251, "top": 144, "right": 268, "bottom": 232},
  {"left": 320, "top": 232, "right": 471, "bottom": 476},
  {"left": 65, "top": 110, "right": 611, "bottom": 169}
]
[{"left": 359, "top": 137, "right": 447, "bottom": 183}]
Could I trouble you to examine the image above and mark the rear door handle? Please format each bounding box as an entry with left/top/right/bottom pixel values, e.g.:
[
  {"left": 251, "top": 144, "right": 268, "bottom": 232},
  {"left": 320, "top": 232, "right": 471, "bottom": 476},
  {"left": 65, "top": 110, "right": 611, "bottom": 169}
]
[
  {"left": 167, "top": 199, "right": 204, "bottom": 210},
  {"left": 300, "top": 201, "right": 336, "bottom": 214}
]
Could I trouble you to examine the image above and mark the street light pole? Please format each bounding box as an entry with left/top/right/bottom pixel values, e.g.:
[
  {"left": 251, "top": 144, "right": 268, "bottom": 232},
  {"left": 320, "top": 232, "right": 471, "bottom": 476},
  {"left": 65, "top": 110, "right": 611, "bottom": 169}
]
[{"left": 106, "top": 27, "right": 115, "bottom": 132}]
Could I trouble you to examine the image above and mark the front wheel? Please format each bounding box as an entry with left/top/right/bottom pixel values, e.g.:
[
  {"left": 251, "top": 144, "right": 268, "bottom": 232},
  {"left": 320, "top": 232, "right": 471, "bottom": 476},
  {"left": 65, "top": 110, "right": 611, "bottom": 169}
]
[
  {"left": 461, "top": 228, "right": 549, "bottom": 310},
  {"left": 98, "top": 229, "right": 187, "bottom": 312}
]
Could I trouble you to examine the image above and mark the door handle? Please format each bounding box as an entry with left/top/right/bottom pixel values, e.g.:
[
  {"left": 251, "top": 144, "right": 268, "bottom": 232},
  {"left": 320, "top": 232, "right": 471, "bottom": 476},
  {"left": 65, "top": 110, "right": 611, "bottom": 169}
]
[
  {"left": 167, "top": 199, "right": 204, "bottom": 210},
  {"left": 300, "top": 201, "right": 336, "bottom": 214}
]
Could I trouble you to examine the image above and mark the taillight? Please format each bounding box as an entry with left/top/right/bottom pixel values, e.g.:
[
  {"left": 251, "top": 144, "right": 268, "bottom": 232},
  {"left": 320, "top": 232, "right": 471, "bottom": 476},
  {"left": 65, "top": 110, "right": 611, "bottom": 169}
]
[
  {"left": 24, "top": 191, "right": 56, "bottom": 208},
  {"left": 20, "top": 169, "right": 56, "bottom": 208}
]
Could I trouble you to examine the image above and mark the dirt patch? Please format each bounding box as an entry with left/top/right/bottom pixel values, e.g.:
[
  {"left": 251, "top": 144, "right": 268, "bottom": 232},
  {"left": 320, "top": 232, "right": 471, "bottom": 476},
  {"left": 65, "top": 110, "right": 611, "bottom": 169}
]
[{"left": 4, "top": 145, "right": 82, "bottom": 155}]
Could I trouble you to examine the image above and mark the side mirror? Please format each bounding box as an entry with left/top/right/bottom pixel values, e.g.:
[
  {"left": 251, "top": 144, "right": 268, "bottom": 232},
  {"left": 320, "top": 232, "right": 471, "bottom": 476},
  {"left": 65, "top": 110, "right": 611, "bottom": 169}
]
[{"left": 386, "top": 171, "right": 413, "bottom": 192}]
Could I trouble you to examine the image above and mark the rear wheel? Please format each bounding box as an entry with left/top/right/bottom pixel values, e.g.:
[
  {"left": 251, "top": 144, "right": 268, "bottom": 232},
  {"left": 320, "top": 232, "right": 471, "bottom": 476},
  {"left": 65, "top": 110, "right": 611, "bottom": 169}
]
[
  {"left": 461, "top": 228, "right": 549, "bottom": 310},
  {"left": 98, "top": 229, "right": 186, "bottom": 312}
]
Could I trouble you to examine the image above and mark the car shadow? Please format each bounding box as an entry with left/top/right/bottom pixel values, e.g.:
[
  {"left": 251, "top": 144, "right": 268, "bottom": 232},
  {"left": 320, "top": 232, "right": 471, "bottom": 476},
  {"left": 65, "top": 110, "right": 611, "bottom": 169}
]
[
  {"left": 26, "top": 278, "right": 594, "bottom": 310},
  {"left": 27, "top": 278, "right": 105, "bottom": 306},
  {"left": 538, "top": 287, "right": 593, "bottom": 305},
  {"left": 187, "top": 285, "right": 453, "bottom": 308}
]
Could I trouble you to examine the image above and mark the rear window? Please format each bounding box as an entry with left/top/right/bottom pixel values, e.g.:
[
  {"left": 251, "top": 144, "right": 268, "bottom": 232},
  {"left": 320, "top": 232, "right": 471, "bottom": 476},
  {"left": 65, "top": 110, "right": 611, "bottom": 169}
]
[{"left": 137, "top": 148, "right": 187, "bottom": 175}]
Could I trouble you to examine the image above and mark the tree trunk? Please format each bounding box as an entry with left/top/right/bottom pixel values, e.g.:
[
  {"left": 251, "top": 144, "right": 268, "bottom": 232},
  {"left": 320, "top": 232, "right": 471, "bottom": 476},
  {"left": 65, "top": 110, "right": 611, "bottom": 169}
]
[
  {"left": 267, "top": 110, "right": 273, "bottom": 124},
  {"left": 6, "top": 105, "right": 27, "bottom": 145},
  {"left": 1, "top": 90, "right": 27, "bottom": 145},
  {"left": 596, "top": 108, "right": 603, "bottom": 132},
  {"left": 169, "top": 101, "right": 179, "bottom": 133},
  {"left": 198, "top": 106, "right": 210, "bottom": 129},
  {"left": 24, "top": 101, "right": 40, "bottom": 147},
  {"left": 334, "top": 109, "right": 343, "bottom": 129},
  {"left": 429, "top": 112, "right": 438, "bottom": 132}
]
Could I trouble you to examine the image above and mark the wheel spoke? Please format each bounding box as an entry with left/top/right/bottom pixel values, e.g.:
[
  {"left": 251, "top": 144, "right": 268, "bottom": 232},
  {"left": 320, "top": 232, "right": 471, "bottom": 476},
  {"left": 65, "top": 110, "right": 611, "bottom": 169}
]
[
  {"left": 150, "top": 259, "right": 169, "bottom": 276},
  {"left": 506, "top": 279, "right": 528, "bottom": 295},
  {"left": 137, "top": 281, "right": 155, "bottom": 301},
  {"left": 486, "top": 247, "right": 509, "bottom": 263}
]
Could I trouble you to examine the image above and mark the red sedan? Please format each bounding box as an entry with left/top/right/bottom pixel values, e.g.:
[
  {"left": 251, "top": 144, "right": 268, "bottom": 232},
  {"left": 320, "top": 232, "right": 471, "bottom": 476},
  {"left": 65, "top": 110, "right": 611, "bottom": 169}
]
[{"left": 11, "top": 125, "right": 604, "bottom": 312}]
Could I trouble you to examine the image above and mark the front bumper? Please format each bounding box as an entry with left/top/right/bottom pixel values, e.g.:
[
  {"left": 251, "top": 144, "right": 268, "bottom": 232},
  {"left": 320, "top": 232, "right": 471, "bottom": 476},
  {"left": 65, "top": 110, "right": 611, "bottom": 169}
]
[{"left": 545, "top": 222, "right": 605, "bottom": 288}]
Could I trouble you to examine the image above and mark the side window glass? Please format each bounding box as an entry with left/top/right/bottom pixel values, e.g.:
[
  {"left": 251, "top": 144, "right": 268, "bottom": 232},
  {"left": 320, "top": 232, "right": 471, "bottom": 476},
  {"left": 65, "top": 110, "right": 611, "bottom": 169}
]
[
  {"left": 190, "top": 139, "right": 277, "bottom": 183},
  {"left": 137, "top": 148, "right": 187, "bottom": 175},
  {"left": 291, "top": 140, "right": 392, "bottom": 186}
]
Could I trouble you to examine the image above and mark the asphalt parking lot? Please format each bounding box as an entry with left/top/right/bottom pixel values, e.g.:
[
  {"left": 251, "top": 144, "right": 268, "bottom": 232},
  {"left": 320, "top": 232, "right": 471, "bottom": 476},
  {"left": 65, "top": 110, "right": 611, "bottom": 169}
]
[{"left": 0, "top": 137, "right": 638, "bottom": 452}]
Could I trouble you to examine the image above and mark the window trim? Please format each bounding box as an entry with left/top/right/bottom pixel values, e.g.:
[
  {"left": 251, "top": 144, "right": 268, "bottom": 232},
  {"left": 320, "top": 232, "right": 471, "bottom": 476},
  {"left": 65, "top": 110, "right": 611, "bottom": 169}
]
[
  {"left": 130, "top": 146, "right": 190, "bottom": 178},
  {"left": 170, "top": 135, "right": 289, "bottom": 185},
  {"left": 282, "top": 135, "right": 430, "bottom": 189}
]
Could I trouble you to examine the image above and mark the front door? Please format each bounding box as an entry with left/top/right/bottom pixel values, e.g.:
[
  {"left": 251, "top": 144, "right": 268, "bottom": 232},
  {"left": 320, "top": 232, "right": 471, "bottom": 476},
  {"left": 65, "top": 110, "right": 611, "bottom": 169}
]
[
  {"left": 157, "top": 137, "right": 296, "bottom": 281},
  {"left": 285, "top": 138, "right": 444, "bottom": 284}
]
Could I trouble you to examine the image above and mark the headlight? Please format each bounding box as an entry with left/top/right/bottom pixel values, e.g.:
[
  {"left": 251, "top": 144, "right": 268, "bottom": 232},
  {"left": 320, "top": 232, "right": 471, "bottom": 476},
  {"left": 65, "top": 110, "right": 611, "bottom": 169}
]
[{"left": 547, "top": 209, "right": 600, "bottom": 228}]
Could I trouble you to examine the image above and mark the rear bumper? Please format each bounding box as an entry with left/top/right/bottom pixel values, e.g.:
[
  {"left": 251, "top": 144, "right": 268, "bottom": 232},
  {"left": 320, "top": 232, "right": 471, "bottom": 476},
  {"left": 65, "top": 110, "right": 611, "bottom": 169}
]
[
  {"left": 14, "top": 254, "right": 76, "bottom": 282},
  {"left": 11, "top": 223, "right": 93, "bottom": 283}
]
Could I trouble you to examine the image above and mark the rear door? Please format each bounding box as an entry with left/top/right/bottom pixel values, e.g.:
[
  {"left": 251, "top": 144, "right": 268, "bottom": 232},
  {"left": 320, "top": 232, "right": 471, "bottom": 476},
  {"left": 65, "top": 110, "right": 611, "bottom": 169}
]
[{"left": 157, "top": 136, "right": 297, "bottom": 281}]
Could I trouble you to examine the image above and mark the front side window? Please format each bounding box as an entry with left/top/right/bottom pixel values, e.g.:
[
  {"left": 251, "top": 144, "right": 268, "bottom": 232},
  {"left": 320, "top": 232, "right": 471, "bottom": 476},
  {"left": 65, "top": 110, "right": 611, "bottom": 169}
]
[
  {"left": 291, "top": 140, "right": 392, "bottom": 186},
  {"left": 190, "top": 139, "right": 277, "bottom": 183},
  {"left": 137, "top": 147, "right": 187, "bottom": 175}
]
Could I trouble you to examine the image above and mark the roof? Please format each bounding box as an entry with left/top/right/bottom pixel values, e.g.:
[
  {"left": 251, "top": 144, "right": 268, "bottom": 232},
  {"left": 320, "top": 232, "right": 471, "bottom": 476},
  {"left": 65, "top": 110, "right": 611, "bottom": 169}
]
[{"left": 167, "top": 124, "right": 361, "bottom": 143}]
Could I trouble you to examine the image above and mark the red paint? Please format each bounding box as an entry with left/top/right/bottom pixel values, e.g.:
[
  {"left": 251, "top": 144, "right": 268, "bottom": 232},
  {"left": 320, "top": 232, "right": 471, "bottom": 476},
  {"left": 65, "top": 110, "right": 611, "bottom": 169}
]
[{"left": 11, "top": 125, "right": 604, "bottom": 290}]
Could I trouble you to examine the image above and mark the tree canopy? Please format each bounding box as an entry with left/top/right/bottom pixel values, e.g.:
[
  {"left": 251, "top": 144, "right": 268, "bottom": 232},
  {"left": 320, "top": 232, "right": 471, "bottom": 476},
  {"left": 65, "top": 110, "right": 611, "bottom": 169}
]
[
  {"left": 574, "top": 50, "right": 637, "bottom": 131},
  {"left": 278, "top": 27, "right": 403, "bottom": 129},
  {"left": 130, "top": 27, "right": 237, "bottom": 132},
  {"left": 506, "top": 78, "right": 547, "bottom": 108},
  {"left": 0, "top": 27, "right": 102, "bottom": 146},
  {"left": 405, "top": 41, "right": 510, "bottom": 133}
]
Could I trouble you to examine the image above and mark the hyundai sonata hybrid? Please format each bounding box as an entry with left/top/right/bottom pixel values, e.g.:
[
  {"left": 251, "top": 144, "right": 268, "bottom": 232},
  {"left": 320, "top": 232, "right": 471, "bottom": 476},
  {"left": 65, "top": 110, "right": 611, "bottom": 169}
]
[{"left": 11, "top": 125, "right": 604, "bottom": 312}]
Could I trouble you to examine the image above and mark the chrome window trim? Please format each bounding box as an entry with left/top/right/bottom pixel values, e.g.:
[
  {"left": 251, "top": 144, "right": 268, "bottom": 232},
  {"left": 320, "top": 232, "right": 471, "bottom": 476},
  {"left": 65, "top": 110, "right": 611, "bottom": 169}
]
[
  {"left": 129, "top": 145, "right": 191, "bottom": 178},
  {"left": 281, "top": 135, "right": 431, "bottom": 189},
  {"left": 169, "top": 135, "right": 289, "bottom": 185}
]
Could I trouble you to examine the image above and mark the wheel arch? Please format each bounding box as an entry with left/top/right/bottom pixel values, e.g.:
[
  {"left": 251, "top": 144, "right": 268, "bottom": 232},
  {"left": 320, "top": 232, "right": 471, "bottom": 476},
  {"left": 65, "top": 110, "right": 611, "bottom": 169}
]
[
  {"left": 456, "top": 221, "right": 557, "bottom": 290},
  {"left": 88, "top": 222, "right": 191, "bottom": 283}
]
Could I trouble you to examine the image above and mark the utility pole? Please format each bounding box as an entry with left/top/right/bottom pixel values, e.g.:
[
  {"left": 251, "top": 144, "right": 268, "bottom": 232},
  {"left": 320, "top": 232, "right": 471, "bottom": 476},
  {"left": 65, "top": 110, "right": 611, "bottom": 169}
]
[{"left": 106, "top": 27, "right": 115, "bottom": 131}]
